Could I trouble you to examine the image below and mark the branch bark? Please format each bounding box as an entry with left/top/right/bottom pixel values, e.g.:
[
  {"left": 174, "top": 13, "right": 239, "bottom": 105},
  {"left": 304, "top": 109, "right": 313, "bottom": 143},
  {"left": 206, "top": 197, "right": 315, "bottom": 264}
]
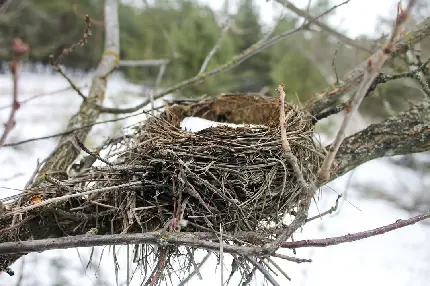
[
  {"left": 332, "top": 98, "right": 430, "bottom": 180},
  {"left": 0, "top": 39, "right": 29, "bottom": 147},
  {"left": 120, "top": 59, "right": 170, "bottom": 67}
]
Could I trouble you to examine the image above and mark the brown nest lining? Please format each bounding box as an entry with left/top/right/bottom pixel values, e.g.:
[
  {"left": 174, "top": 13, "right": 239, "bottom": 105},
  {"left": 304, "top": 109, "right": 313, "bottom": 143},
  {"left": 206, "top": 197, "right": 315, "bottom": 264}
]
[{"left": 58, "top": 94, "right": 325, "bottom": 236}]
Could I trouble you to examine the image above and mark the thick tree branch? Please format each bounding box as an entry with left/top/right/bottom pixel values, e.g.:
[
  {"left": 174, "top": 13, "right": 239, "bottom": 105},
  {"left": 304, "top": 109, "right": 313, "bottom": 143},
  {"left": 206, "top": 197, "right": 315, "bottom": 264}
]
[
  {"left": 307, "top": 16, "right": 430, "bottom": 119},
  {"left": 313, "top": 58, "right": 430, "bottom": 121},
  {"left": 332, "top": 99, "right": 430, "bottom": 180},
  {"left": 120, "top": 59, "right": 170, "bottom": 67},
  {"left": 31, "top": 0, "right": 120, "bottom": 184}
]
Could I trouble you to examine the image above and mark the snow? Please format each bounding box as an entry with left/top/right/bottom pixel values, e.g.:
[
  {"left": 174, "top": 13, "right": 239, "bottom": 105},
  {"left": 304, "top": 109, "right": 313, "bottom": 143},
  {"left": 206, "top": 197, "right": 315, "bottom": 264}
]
[{"left": 0, "top": 72, "right": 429, "bottom": 286}]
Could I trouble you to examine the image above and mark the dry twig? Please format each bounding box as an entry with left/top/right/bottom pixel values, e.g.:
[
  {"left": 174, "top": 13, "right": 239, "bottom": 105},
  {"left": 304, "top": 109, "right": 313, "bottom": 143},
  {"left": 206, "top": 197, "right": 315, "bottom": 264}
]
[
  {"left": 0, "top": 38, "right": 29, "bottom": 148},
  {"left": 281, "top": 210, "right": 430, "bottom": 248},
  {"left": 306, "top": 194, "right": 341, "bottom": 223},
  {"left": 72, "top": 0, "right": 104, "bottom": 27},
  {"left": 49, "top": 14, "right": 92, "bottom": 101},
  {"left": 199, "top": 20, "right": 231, "bottom": 74}
]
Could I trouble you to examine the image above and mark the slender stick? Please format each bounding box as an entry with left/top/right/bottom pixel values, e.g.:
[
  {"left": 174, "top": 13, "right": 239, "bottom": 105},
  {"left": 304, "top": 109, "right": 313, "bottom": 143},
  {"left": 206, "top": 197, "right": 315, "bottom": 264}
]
[
  {"left": 0, "top": 39, "right": 29, "bottom": 147},
  {"left": 278, "top": 84, "right": 291, "bottom": 152},
  {"left": 281, "top": 210, "right": 430, "bottom": 248},
  {"left": 219, "top": 224, "right": 224, "bottom": 286},
  {"left": 178, "top": 253, "right": 211, "bottom": 286},
  {"left": 245, "top": 256, "right": 280, "bottom": 286}
]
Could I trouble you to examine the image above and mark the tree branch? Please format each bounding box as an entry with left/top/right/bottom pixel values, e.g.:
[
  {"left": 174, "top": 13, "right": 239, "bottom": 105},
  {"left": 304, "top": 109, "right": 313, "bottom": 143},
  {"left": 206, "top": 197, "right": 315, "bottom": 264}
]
[
  {"left": 332, "top": 99, "right": 430, "bottom": 180},
  {"left": 199, "top": 19, "right": 231, "bottom": 74},
  {"left": 0, "top": 231, "right": 311, "bottom": 264},
  {"left": 0, "top": 209, "right": 428, "bottom": 260},
  {"left": 307, "top": 15, "right": 430, "bottom": 119},
  {"left": 0, "top": 38, "right": 29, "bottom": 147},
  {"left": 120, "top": 59, "right": 170, "bottom": 67},
  {"left": 280, "top": 210, "right": 430, "bottom": 248},
  {"left": 98, "top": 26, "right": 303, "bottom": 114},
  {"left": 263, "top": 85, "right": 314, "bottom": 254},
  {"left": 313, "top": 57, "right": 430, "bottom": 121}
]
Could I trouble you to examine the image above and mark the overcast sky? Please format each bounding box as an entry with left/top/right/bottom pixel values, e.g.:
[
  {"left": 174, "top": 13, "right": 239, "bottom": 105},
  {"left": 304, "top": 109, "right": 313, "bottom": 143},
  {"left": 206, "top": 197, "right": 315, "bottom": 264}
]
[
  {"left": 128, "top": 0, "right": 401, "bottom": 37},
  {"left": 201, "top": 0, "right": 399, "bottom": 38}
]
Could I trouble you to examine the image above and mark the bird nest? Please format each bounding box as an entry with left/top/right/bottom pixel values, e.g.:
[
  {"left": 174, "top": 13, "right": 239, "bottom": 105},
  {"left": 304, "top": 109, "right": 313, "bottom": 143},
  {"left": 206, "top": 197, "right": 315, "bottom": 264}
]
[{"left": 5, "top": 94, "right": 325, "bottom": 240}]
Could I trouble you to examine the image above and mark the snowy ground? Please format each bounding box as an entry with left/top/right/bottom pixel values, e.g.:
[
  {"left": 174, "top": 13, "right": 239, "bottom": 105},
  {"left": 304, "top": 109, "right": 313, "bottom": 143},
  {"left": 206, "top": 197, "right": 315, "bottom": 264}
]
[{"left": 0, "top": 71, "right": 429, "bottom": 286}]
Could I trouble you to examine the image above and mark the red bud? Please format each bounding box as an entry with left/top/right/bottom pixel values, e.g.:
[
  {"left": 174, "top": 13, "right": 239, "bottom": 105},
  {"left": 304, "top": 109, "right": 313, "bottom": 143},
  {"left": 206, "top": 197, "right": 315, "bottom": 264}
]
[{"left": 11, "top": 38, "right": 30, "bottom": 59}]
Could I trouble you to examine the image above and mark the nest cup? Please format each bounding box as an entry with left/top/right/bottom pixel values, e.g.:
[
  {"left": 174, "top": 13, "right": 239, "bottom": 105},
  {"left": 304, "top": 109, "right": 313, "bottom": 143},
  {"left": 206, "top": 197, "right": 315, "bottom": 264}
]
[
  {"left": 12, "top": 94, "right": 324, "bottom": 238},
  {"left": 85, "top": 94, "right": 324, "bottom": 236}
]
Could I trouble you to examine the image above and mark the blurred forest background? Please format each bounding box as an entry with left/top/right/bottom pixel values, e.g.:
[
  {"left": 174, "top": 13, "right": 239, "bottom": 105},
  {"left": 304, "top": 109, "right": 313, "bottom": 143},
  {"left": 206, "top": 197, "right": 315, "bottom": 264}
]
[{"left": 1, "top": 0, "right": 430, "bottom": 285}]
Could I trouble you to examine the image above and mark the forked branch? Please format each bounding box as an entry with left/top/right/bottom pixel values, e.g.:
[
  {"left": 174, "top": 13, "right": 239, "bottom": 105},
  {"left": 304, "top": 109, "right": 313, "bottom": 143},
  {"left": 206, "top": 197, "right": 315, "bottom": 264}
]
[{"left": 318, "top": 0, "right": 417, "bottom": 182}]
